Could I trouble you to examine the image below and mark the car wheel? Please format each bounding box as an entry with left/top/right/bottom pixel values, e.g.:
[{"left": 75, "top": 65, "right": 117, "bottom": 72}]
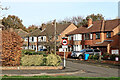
[{"left": 79, "top": 55, "right": 83, "bottom": 59}]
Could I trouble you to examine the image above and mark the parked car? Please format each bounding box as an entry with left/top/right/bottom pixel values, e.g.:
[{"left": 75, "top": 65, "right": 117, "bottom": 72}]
[{"left": 71, "top": 49, "right": 101, "bottom": 59}]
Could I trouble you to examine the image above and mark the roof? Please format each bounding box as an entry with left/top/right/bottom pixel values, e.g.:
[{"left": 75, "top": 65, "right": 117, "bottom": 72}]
[
  {"left": 66, "top": 19, "right": 120, "bottom": 35},
  {"left": 14, "top": 29, "right": 28, "bottom": 37},
  {"left": 66, "top": 27, "right": 87, "bottom": 35},
  {"left": 28, "top": 28, "right": 42, "bottom": 37},
  {"left": 88, "top": 19, "right": 120, "bottom": 33},
  {"left": 29, "top": 23, "right": 71, "bottom": 37}
]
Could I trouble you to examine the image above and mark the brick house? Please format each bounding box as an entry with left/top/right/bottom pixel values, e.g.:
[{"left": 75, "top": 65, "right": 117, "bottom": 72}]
[
  {"left": 14, "top": 29, "right": 29, "bottom": 49},
  {"left": 66, "top": 18, "right": 120, "bottom": 54},
  {"left": 28, "top": 23, "right": 77, "bottom": 51}
]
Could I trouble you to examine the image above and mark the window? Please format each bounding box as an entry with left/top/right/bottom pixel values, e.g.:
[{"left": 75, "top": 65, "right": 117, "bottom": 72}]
[
  {"left": 85, "top": 33, "right": 90, "bottom": 40},
  {"left": 94, "top": 49, "right": 100, "bottom": 52},
  {"left": 90, "top": 33, "right": 93, "bottom": 39},
  {"left": 86, "top": 49, "right": 93, "bottom": 52},
  {"left": 96, "top": 33, "right": 100, "bottom": 39},
  {"left": 41, "top": 37, "right": 43, "bottom": 40},
  {"left": 106, "top": 32, "right": 111, "bottom": 38},
  {"left": 68, "top": 36, "right": 71, "bottom": 40},
  {"left": 73, "top": 34, "right": 82, "bottom": 41},
  {"left": 32, "top": 37, "right": 34, "bottom": 41}
]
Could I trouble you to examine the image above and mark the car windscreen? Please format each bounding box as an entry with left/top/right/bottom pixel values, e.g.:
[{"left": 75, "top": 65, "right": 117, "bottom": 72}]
[
  {"left": 80, "top": 49, "right": 85, "bottom": 52},
  {"left": 94, "top": 49, "right": 100, "bottom": 52},
  {"left": 86, "top": 49, "right": 93, "bottom": 52}
]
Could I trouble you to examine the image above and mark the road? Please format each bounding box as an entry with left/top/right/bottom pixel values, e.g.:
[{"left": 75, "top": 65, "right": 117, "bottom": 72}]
[
  {"left": 66, "top": 59, "right": 119, "bottom": 77},
  {"left": 2, "top": 59, "right": 120, "bottom": 77}
]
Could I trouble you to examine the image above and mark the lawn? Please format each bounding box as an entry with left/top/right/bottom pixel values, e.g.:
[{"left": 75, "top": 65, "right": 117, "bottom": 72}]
[{"left": 1, "top": 75, "right": 120, "bottom": 80}]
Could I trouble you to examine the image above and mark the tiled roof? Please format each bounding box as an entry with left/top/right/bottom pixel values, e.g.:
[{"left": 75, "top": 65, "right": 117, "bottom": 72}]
[
  {"left": 29, "top": 23, "right": 71, "bottom": 37},
  {"left": 14, "top": 29, "right": 28, "bottom": 37},
  {"left": 66, "top": 27, "right": 87, "bottom": 35},
  {"left": 66, "top": 19, "right": 120, "bottom": 35},
  {"left": 89, "top": 19, "right": 120, "bottom": 33}
]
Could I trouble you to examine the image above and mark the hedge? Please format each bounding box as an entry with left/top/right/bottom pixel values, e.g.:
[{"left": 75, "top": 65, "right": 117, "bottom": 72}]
[{"left": 21, "top": 54, "right": 62, "bottom": 66}]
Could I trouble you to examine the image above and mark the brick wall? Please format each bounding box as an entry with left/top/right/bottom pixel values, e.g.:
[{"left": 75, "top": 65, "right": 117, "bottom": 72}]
[{"left": 57, "top": 23, "right": 77, "bottom": 43}]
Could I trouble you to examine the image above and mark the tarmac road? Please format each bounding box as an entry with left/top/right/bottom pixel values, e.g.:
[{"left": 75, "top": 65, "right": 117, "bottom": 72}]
[{"left": 2, "top": 59, "right": 120, "bottom": 77}]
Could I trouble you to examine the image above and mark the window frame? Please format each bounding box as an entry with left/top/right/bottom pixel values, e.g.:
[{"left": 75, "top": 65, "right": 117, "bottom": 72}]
[
  {"left": 96, "top": 33, "right": 100, "bottom": 39},
  {"left": 106, "top": 32, "right": 111, "bottom": 38}
]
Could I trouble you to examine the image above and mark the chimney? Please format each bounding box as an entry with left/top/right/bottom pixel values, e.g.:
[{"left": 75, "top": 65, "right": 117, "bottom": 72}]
[
  {"left": 101, "top": 19, "right": 105, "bottom": 31},
  {"left": 101, "top": 19, "right": 105, "bottom": 42},
  {"left": 88, "top": 18, "right": 92, "bottom": 27}
]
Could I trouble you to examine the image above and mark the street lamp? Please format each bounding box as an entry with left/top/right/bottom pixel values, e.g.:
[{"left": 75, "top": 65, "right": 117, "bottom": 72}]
[{"left": 53, "top": 19, "right": 56, "bottom": 55}]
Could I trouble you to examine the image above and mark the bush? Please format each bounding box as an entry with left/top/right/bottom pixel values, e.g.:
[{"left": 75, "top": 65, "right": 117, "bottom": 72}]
[
  {"left": 88, "top": 55, "right": 94, "bottom": 59},
  {"left": 102, "top": 53, "right": 111, "bottom": 60},
  {"left": 21, "top": 54, "right": 62, "bottom": 66},
  {"left": 88, "top": 54, "right": 99, "bottom": 60},
  {"left": 46, "top": 54, "right": 62, "bottom": 66},
  {"left": 21, "top": 55, "right": 44, "bottom": 66},
  {"left": 21, "top": 49, "right": 47, "bottom": 55}
]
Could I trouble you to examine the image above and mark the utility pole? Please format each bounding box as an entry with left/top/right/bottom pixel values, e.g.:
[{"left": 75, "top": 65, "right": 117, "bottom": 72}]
[{"left": 54, "top": 19, "right": 56, "bottom": 55}]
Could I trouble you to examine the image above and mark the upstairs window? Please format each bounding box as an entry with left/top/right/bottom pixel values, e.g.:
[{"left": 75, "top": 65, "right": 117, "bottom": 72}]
[
  {"left": 32, "top": 37, "right": 34, "bottom": 41},
  {"left": 96, "top": 33, "right": 100, "bottom": 39},
  {"left": 68, "top": 36, "right": 72, "bottom": 40},
  {"left": 106, "top": 32, "right": 111, "bottom": 38}
]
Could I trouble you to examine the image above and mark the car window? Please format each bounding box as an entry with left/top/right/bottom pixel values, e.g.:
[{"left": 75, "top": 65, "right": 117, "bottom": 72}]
[
  {"left": 86, "top": 49, "right": 93, "bottom": 52},
  {"left": 94, "top": 49, "right": 100, "bottom": 52},
  {"left": 80, "top": 49, "right": 85, "bottom": 52}
]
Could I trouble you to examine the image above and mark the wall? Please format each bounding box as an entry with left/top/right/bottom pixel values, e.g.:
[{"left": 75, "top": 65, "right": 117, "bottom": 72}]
[{"left": 57, "top": 23, "right": 77, "bottom": 43}]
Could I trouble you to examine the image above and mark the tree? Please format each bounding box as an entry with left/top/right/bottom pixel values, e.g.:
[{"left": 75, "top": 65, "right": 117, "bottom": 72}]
[
  {"left": 0, "top": 2, "right": 9, "bottom": 18},
  {"left": 2, "top": 30, "right": 23, "bottom": 66},
  {"left": 58, "top": 16, "right": 83, "bottom": 26},
  {"left": 27, "top": 25, "right": 39, "bottom": 33},
  {"left": 2, "top": 15, "right": 25, "bottom": 30},
  {"left": 86, "top": 14, "right": 104, "bottom": 21}
]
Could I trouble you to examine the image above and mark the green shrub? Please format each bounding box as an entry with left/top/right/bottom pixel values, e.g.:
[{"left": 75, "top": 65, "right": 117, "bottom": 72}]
[
  {"left": 46, "top": 54, "right": 62, "bottom": 66},
  {"left": 88, "top": 55, "right": 93, "bottom": 59},
  {"left": 21, "top": 49, "right": 47, "bottom": 55},
  {"left": 110, "top": 54, "right": 120, "bottom": 61},
  {"left": 102, "top": 53, "right": 111, "bottom": 60},
  {"left": 21, "top": 55, "right": 44, "bottom": 66},
  {"left": 93, "top": 54, "right": 99, "bottom": 60}
]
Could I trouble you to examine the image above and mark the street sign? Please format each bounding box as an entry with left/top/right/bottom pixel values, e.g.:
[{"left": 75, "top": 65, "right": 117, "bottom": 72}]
[{"left": 62, "top": 39, "right": 68, "bottom": 45}]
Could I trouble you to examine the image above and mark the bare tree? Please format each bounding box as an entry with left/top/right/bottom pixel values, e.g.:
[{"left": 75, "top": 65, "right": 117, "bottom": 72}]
[{"left": 0, "top": 2, "right": 9, "bottom": 18}]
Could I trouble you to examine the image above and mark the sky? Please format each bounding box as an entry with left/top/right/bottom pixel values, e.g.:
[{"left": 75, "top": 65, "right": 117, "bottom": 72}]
[{"left": 0, "top": 0, "right": 119, "bottom": 27}]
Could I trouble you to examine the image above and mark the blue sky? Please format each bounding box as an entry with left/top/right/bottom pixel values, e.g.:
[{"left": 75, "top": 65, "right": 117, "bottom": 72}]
[{"left": 1, "top": 1, "right": 119, "bottom": 27}]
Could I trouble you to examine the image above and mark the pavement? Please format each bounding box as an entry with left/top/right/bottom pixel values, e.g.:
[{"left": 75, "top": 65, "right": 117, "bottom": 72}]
[{"left": 2, "top": 58, "right": 120, "bottom": 77}]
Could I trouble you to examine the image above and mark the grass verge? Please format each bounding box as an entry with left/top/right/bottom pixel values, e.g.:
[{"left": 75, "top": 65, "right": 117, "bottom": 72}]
[{"left": 1, "top": 75, "right": 120, "bottom": 80}]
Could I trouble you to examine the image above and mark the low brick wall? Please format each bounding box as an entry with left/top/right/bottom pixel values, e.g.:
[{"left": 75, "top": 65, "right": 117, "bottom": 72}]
[
  {"left": 1, "top": 66, "right": 63, "bottom": 70},
  {"left": 56, "top": 52, "right": 72, "bottom": 58}
]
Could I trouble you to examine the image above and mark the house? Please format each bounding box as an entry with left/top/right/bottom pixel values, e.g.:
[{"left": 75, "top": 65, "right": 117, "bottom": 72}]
[
  {"left": 66, "top": 18, "right": 120, "bottom": 54},
  {"left": 28, "top": 23, "right": 77, "bottom": 51},
  {"left": 14, "top": 29, "right": 29, "bottom": 49}
]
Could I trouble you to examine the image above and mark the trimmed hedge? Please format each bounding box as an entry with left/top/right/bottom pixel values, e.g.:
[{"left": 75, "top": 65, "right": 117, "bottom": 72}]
[
  {"left": 21, "top": 55, "right": 44, "bottom": 66},
  {"left": 46, "top": 54, "right": 62, "bottom": 66},
  {"left": 21, "top": 54, "right": 62, "bottom": 66},
  {"left": 22, "top": 49, "right": 47, "bottom": 56}
]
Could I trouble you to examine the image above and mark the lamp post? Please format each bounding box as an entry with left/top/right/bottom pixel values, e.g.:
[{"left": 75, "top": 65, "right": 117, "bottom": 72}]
[{"left": 54, "top": 19, "right": 56, "bottom": 55}]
